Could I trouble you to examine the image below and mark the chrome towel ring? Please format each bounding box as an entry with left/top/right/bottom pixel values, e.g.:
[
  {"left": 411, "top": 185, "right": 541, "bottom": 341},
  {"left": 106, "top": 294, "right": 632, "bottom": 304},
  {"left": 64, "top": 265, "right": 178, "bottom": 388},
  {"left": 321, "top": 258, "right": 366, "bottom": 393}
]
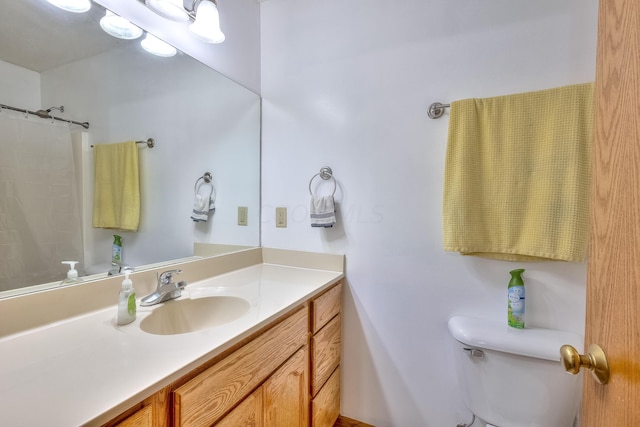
[
  {"left": 194, "top": 172, "right": 215, "bottom": 199},
  {"left": 308, "top": 167, "right": 337, "bottom": 197}
]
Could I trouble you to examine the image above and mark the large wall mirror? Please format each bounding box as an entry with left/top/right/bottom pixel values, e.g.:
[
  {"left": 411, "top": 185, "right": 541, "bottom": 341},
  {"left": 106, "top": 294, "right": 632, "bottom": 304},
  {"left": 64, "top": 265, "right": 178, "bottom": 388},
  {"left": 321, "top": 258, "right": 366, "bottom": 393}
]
[{"left": 0, "top": 0, "right": 261, "bottom": 296}]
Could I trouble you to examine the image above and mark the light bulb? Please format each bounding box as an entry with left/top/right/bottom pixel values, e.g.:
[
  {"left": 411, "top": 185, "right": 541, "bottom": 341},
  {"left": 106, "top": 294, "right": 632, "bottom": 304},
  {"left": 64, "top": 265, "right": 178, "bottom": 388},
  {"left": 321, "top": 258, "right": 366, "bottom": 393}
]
[
  {"left": 189, "top": 0, "right": 225, "bottom": 44},
  {"left": 46, "top": 0, "right": 91, "bottom": 13},
  {"left": 100, "top": 11, "right": 143, "bottom": 40},
  {"left": 140, "top": 34, "right": 177, "bottom": 57},
  {"left": 145, "top": 0, "right": 189, "bottom": 22}
]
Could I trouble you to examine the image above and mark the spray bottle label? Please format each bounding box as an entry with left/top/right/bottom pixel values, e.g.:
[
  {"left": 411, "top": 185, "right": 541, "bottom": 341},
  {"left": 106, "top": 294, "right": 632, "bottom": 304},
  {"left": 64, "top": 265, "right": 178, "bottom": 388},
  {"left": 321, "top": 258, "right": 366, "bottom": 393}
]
[
  {"left": 112, "top": 235, "right": 122, "bottom": 264},
  {"left": 508, "top": 286, "right": 525, "bottom": 328}
]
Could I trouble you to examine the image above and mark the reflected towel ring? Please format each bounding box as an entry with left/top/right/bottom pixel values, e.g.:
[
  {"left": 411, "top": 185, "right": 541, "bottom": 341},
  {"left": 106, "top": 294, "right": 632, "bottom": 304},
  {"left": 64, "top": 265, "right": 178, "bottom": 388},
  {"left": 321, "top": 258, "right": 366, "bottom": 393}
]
[
  {"left": 308, "top": 166, "right": 337, "bottom": 197},
  {"left": 194, "top": 172, "right": 215, "bottom": 199}
]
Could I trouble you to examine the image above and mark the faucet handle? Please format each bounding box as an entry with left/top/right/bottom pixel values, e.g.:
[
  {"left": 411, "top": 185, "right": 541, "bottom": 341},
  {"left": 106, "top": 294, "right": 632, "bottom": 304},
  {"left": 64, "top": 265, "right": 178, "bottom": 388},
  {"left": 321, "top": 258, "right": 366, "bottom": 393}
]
[{"left": 158, "top": 269, "right": 183, "bottom": 285}]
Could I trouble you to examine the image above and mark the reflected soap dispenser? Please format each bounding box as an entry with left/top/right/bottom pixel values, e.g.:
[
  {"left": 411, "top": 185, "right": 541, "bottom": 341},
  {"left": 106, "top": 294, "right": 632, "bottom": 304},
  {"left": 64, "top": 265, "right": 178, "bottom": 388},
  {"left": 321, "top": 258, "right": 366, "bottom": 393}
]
[
  {"left": 117, "top": 270, "right": 136, "bottom": 326},
  {"left": 61, "top": 261, "right": 82, "bottom": 285}
]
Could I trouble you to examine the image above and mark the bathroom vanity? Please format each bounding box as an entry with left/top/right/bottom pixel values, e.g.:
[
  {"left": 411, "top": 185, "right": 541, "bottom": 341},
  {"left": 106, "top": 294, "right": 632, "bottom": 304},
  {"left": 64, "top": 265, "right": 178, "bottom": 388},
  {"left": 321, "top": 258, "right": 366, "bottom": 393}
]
[{"left": 0, "top": 248, "right": 344, "bottom": 427}]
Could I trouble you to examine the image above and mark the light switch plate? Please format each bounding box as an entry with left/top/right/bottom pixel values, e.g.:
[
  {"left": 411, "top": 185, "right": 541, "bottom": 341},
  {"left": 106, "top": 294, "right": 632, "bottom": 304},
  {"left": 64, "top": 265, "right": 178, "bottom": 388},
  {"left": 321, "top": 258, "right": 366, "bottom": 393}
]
[
  {"left": 276, "top": 207, "right": 287, "bottom": 228},
  {"left": 238, "top": 206, "right": 248, "bottom": 226}
]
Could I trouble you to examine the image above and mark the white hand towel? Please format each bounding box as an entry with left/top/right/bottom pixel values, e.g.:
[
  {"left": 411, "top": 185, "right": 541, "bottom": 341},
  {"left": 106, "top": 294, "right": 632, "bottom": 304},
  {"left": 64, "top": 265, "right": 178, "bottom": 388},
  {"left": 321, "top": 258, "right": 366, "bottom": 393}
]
[
  {"left": 310, "top": 195, "right": 336, "bottom": 228},
  {"left": 191, "top": 194, "right": 215, "bottom": 222}
]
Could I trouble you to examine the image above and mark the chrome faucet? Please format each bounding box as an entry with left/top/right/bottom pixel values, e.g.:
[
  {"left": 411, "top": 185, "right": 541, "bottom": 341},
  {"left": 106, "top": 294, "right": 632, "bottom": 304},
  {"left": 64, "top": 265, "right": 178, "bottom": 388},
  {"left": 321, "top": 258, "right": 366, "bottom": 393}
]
[{"left": 140, "top": 269, "right": 187, "bottom": 306}]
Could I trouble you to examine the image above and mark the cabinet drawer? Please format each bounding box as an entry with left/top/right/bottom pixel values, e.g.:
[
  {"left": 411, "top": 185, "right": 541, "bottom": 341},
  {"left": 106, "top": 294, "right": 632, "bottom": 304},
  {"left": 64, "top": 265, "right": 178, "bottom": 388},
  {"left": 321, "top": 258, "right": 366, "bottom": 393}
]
[
  {"left": 311, "top": 282, "right": 342, "bottom": 333},
  {"left": 311, "top": 314, "right": 341, "bottom": 396},
  {"left": 173, "top": 307, "right": 308, "bottom": 427},
  {"left": 311, "top": 366, "right": 340, "bottom": 427}
]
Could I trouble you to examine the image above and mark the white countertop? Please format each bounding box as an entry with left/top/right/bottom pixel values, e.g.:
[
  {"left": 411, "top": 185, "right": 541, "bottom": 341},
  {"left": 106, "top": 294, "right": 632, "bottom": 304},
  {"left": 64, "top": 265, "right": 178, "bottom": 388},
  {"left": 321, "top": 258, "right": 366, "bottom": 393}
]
[{"left": 0, "top": 262, "right": 343, "bottom": 427}]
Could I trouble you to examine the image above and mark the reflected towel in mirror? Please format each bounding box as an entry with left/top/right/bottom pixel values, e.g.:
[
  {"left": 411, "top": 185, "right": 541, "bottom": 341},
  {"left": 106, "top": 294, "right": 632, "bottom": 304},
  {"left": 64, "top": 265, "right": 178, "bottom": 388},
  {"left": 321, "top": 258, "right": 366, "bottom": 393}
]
[
  {"left": 92, "top": 141, "right": 140, "bottom": 231},
  {"left": 191, "top": 194, "right": 215, "bottom": 222}
]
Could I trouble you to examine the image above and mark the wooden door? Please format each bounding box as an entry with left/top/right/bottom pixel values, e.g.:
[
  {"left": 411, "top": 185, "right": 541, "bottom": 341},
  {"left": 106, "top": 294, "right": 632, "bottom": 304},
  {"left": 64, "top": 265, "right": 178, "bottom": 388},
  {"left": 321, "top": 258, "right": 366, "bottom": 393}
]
[{"left": 584, "top": 0, "right": 640, "bottom": 424}]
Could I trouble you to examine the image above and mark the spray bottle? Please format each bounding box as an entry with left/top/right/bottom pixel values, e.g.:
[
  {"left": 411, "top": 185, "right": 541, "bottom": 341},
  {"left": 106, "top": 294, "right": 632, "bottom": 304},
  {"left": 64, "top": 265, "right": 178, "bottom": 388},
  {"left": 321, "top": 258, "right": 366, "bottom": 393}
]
[
  {"left": 507, "top": 268, "right": 525, "bottom": 329},
  {"left": 112, "top": 235, "right": 122, "bottom": 267}
]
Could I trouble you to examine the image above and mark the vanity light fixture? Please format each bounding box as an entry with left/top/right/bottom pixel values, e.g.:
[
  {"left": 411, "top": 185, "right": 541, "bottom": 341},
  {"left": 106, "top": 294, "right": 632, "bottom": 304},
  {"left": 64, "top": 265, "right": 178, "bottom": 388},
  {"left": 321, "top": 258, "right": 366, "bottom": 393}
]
[
  {"left": 100, "top": 10, "right": 144, "bottom": 40},
  {"left": 140, "top": 33, "right": 177, "bottom": 57},
  {"left": 46, "top": 0, "right": 91, "bottom": 13},
  {"left": 189, "top": 0, "right": 225, "bottom": 44},
  {"left": 145, "top": 0, "right": 190, "bottom": 22},
  {"left": 143, "top": 0, "right": 225, "bottom": 44}
]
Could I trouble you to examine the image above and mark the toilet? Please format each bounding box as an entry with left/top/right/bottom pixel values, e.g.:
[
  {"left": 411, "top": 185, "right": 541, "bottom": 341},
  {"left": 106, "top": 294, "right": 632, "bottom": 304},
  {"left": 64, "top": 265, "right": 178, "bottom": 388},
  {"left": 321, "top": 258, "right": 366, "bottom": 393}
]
[{"left": 447, "top": 315, "right": 584, "bottom": 427}]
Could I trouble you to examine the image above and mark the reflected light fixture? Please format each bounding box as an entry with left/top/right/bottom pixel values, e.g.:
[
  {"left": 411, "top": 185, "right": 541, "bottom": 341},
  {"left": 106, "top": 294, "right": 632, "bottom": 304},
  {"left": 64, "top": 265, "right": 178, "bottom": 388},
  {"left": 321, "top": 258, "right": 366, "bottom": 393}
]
[
  {"left": 100, "top": 11, "right": 144, "bottom": 40},
  {"left": 189, "top": 0, "right": 225, "bottom": 44},
  {"left": 140, "top": 33, "right": 178, "bottom": 57},
  {"left": 145, "top": 0, "right": 190, "bottom": 22},
  {"left": 46, "top": 0, "right": 91, "bottom": 13}
]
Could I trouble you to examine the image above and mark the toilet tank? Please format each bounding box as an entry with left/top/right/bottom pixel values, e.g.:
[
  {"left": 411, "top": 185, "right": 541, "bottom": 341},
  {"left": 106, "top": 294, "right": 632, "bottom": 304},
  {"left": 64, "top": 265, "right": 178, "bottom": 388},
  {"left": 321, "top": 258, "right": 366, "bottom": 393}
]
[{"left": 448, "top": 316, "right": 584, "bottom": 427}]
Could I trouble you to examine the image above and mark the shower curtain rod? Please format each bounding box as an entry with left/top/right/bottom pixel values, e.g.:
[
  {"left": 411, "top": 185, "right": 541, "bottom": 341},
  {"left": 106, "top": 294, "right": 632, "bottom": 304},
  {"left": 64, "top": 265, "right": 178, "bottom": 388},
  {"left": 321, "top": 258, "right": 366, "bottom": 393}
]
[{"left": 0, "top": 103, "right": 90, "bottom": 129}]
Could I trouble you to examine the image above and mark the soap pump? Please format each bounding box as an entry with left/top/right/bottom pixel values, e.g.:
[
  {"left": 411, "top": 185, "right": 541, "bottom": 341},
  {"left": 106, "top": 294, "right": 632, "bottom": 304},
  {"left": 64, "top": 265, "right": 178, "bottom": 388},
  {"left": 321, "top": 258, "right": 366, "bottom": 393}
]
[
  {"left": 61, "top": 261, "right": 82, "bottom": 285},
  {"left": 117, "top": 270, "right": 136, "bottom": 326}
]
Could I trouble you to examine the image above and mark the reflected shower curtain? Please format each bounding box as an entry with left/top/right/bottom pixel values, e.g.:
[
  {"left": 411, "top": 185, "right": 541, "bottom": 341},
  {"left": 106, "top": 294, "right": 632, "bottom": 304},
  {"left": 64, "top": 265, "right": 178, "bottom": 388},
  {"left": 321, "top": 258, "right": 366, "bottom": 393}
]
[{"left": 0, "top": 113, "right": 83, "bottom": 292}]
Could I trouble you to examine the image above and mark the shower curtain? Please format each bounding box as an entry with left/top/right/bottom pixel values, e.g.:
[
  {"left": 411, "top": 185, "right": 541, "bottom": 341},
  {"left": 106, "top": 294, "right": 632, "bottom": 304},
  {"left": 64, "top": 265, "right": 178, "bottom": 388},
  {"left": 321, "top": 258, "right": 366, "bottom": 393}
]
[{"left": 0, "top": 113, "right": 83, "bottom": 292}]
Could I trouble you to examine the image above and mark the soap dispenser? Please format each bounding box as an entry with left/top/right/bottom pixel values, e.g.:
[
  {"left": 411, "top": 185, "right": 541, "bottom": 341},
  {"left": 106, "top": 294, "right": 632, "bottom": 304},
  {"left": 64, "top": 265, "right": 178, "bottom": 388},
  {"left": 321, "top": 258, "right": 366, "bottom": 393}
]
[
  {"left": 61, "top": 261, "right": 82, "bottom": 285},
  {"left": 117, "top": 270, "right": 136, "bottom": 326}
]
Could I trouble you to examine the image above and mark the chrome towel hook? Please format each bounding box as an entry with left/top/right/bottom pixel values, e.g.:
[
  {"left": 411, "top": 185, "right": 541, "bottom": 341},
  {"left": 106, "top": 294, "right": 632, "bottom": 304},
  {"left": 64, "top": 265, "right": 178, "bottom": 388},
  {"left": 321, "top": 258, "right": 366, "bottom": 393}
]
[
  {"left": 427, "top": 102, "right": 450, "bottom": 119},
  {"left": 309, "top": 167, "right": 337, "bottom": 197}
]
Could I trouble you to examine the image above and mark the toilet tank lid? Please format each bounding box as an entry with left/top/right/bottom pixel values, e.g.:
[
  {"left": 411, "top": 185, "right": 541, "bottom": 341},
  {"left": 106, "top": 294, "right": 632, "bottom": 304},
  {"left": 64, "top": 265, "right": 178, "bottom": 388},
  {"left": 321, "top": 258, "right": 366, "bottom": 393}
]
[{"left": 447, "top": 315, "right": 584, "bottom": 361}]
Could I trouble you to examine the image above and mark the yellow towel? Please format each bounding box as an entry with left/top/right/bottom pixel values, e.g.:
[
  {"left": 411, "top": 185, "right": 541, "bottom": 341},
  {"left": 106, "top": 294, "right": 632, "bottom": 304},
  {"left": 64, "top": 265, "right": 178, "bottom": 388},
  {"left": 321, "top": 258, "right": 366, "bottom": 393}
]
[
  {"left": 443, "top": 83, "right": 594, "bottom": 262},
  {"left": 92, "top": 141, "right": 140, "bottom": 231}
]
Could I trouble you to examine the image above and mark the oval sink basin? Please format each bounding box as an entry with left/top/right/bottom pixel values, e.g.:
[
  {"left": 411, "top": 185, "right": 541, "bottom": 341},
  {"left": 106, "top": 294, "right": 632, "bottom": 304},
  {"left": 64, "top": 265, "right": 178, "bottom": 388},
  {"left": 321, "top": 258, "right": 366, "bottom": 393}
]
[{"left": 140, "top": 296, "right": 250, "bottom": 335}]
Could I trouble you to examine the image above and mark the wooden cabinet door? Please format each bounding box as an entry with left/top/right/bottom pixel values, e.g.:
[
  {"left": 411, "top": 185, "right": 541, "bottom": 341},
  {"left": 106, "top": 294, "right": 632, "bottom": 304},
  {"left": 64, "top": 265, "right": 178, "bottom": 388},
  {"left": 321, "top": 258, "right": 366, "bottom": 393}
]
[
  {"left": 113, "top": 404, "right": 153, "bottom": 427},
  {"left": 215, "top": 389, "right": 263, "bottom": 427},
  {"left": 174, "top": 308, "right": 307, "bottom": 427},
  {"left": 262, "top": 347, "right": 309, "bottom": 427}
]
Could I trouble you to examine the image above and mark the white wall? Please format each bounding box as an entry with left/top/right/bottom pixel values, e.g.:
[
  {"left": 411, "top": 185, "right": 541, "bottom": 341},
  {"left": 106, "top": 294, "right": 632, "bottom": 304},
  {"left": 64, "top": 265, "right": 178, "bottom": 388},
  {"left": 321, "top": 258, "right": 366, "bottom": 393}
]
[
  {"left": 260, "top": 1, "right": 598, "bottom": 426},
  {"left": 0, "top": 60, "right": 41, "bottom": 108}
]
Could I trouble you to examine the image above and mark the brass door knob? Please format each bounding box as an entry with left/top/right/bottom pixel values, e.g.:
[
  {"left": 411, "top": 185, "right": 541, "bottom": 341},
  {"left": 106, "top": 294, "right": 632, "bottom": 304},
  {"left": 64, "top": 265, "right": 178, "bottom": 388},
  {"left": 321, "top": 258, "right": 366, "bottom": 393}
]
[{"left": 560, "top": 343, "right": 609, "bottom": 384}]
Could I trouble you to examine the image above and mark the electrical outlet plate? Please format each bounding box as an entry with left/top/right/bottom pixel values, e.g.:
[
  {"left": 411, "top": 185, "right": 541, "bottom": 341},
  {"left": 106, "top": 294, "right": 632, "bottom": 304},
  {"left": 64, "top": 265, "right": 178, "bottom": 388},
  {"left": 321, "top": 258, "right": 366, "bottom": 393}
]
[
  {"left": 238, "top": 206, "right": 248, "bottom": 226},
  {"left": 276, "top": 207, "right": 287, "bottom": 228}
]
